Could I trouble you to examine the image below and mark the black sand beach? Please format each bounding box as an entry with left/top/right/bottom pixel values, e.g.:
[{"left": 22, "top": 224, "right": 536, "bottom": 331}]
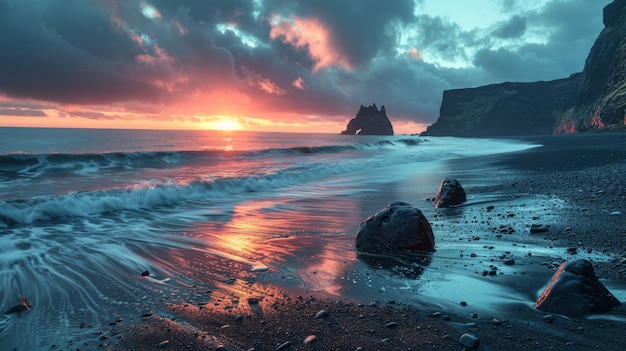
[{"left": 91, "top": 133, "right": 626, "bottom": 351}]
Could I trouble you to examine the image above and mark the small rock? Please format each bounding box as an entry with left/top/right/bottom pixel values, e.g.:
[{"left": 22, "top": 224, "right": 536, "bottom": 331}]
[
  {"left": 610, "top": 211, "right": 621, "bottom": 216},
  {"left": 5, "top": 297, "right": 32, "bottom": 314},
  {"left": 235, "top": 314, "right": 244, "bottom": 323},
  {"left": 315, "top": 310, "right": 329, "bottom": 319},
  {"left": 303, "top": 335, "right": 316, "bottom": 344},
  {"left": 460, "top": 301, "right": 467, "bottom": 306},
  {"left": 275, "top": 341, "right": 291, "bottom": 351},
  {"left": 141, "top": 271, "right": 150, "bottom": 276},
  {"left": 140, "top": 310, "right": 154, "bottom": 318},
  {"left": 504, "top": 259, "right": 515, "bottom": 265},
  {"left": 530, "top": 224, "right": 549, "bottom": 233},
  {"left": 157, "top": 340, "right": 170, "bottom": 349},
  {"left": 385, "top": 322, "right": 397, "bottom": 329},
  {"left": 459, "top": 333, "right": 480, "bottom": 349},
  {"left": 247, "top": 297, "right": 260, "bottom": 305}
]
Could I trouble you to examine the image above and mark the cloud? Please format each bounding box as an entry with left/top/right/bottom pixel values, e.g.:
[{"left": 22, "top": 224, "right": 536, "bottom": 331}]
[
  {"left": 493, "top": 15, "right": 527, "bottom": 38},
  {"left": 0, "top": 0, "right": 610, "bottom": 131},
  {"left": 0, "top": 108, "right": 46, "bottom": 117}
]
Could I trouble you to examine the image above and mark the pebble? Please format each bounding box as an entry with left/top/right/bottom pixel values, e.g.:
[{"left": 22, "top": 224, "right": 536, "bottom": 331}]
[
  {"left": 235, "top": 314, "right": 244, "bottom": 323},
  {"left": 385, "top": 322, "right": 397, "bottom": 329},
  {"left": 275, "top": 341, "right": 291, "bottom": 351},
  {"left": 530, "top": 224, "right": 549, "bottom": 233},
  {"left": 315, "top": 309, "right": 329, "bottom": 319},
  {"left": 157, "top": 340, "right": 170, "bottom": 349},
  {"left": 247, "top": 297, "right": 260, "bottom": 305},
  {"left": 303, "top": 335, "right": 317, "bottom": 344},
  {"left": 459, "top": 333, "right": 480, "bottom": 349},
  {"left": 610, "top": 211, "right": 621, "bottom": 216}
]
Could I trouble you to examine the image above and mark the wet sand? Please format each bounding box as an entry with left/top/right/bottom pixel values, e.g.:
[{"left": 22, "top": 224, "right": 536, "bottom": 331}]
[{"left": 100, "top": 133, "right": 626, "bottom": 350}]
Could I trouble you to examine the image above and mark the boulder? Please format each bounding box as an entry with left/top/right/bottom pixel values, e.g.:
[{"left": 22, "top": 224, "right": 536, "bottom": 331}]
[
  {"left": 341, "top": 103, "right": 394, "bottom": 135},
  {"left": 355, "top": 202, "right": 434, "bottom": 252},
  {"left": 535, "top": 259, "right": 621, "bottom": 315},
  {"left": 433, "top": 178, "right": 466, "bottom": 208}
]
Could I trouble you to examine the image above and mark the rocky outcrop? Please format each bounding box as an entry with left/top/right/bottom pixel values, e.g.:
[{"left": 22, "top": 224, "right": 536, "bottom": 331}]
[
  {"left": 341, "top": 103, "right": 394, "bottom": 135},
  {"left": 355, "top": 202, "right": 434, "bottom": 252},
  {"left": 535, "top": 259, "right": 621, "bottom": 315},
  {"left": 433, "top": 178, "right": 467, "bottom": 208},
  {"left": 424, "top": 0, "right": 626, "bottom": 136},
  {"left": 565, "top": 0, "right": 626, "bottom": 132}
]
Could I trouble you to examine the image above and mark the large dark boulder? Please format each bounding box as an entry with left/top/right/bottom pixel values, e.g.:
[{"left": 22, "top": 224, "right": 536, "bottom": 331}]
[
  {"left": 423, "top": 0, "right": 626, "bottom": 136},
  {"left": 535, "top": 259, "right": 621, "bottom": 315},
  {"left": 355, "top": 202, "right": 434, "bottom": 252},
  {"left": 341, "top": 103, "right": 394, "bottom": 135},
  {"left": 433, "top": 178, "right": 466, "bottom": 208}
]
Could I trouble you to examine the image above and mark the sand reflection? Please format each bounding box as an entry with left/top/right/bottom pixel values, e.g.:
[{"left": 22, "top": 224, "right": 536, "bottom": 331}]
[{"left": 189, "top": 197, "right": 362, "bottom": 296}]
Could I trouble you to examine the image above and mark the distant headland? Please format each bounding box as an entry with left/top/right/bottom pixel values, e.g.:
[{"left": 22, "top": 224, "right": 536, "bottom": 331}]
[
  {"left": 423, "top": 0, "right": 626, "bottom": 137},
  {"left": 341, "top": 103, "right": 394, "bottom": 136}
]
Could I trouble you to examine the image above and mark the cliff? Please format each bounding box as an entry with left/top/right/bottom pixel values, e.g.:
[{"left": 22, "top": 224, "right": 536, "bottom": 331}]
[
  {"left": 341, "top": 103, "right": 394, "bottom": 135},
  {"left": 424, "top": 0, "right": 626, "bottom": 136}
]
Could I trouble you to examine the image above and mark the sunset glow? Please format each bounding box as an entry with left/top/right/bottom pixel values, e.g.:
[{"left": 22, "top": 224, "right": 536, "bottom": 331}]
[
  {"left": 0, "top": 1, "right": 606, "bottom": 134},
  {"left": 211, "top": 118, "right": 241, "bottom": 131}
]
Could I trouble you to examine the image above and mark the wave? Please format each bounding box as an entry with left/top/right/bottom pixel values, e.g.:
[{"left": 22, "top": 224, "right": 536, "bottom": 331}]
[
  {"left": 0, "top": 138, "right": 421, "bottom": 178},
  {"left": 0, "top": 147, "right": 415, "bottom": 226}
]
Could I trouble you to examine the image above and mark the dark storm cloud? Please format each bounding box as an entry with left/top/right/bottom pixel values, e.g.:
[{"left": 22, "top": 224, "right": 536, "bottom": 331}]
[
  {"left": 0, "top": 0, "right": 612, "bottom": 128},
  {"left": 493, "top": 15, "right": 527, "bottom": 38}
]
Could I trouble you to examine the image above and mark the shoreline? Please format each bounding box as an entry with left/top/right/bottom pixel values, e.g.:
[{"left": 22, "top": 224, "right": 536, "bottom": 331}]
[{"left": 102, "top": 133, "right": 626, "bottom": 350}]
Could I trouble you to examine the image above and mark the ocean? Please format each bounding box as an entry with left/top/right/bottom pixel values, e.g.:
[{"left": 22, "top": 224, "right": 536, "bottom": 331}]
[{"left": 0, "top": 127, "right": 587, "bottom": 349}]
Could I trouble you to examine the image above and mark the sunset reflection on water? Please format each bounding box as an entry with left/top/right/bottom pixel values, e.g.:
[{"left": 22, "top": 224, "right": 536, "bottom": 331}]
[{"left": 188, "top": 196, "right": 363, "bottom": 296}]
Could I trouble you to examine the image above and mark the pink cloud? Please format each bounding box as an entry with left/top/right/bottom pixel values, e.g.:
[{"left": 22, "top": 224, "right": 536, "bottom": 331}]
[{"left": 269, "top": 14, "right": 352, "bottom": 72}]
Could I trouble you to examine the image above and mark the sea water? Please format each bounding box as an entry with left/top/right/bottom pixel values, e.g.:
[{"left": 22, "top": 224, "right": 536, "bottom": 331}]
[{"left": 0, "top": 127, "right": 586, "bottom": 348}]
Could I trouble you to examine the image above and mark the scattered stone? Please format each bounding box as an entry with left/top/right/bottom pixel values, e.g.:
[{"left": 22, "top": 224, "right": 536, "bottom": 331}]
[
  {"left": 140, "top": 310, "right": 153, "bottom": 318},
  {"left": 275, "top": 341, "right": 291, "bottom": 351},
  {"left": 303, "top": 335, "right": 317, "bottom": 344},
  {"left": 536, "top": 259, "right": 621, "bottom": 315},
  {"left": 235, "top": 314, "right": 244, "bottom": 323},
  {"left": 530, "top": 224, "right": 549, "bottom": 233},
  {"left": 385, "top": 322, "right": 397, "bottom": 329},
  {"left": 460, "top": 301, "right": 468, "bottom": 306},
  {"left": 459, "top": 333, "right": 480, "bottom": 349},
  {"left": 141, "top": 270, "right": 150, "bottom": 276},
  {"left": 157, "top": 340, "right": 170, "bottom": 349},
  {"left": 567, "top": 247, "right": 578, "bottom": 254},
  {"left": 355, "top": 202, "right": 435, "bottom": 251},
  {"left": 610, "top": 211, "right": 621, "bottom": 216},
  {"left": 5, "top": 297, "right": 32, "bottom": 314},
  {"left": 315, "top": 310, "right": 329, "bottom": 319},
  {"left": 247, "top": 297, "right": 260, "bottom": 305},
  {"left": 433, "top": 178, "right": 467, "bottom": 208},
  {"left": 503, "top": 259, "right": 515, "bottom": 265}
]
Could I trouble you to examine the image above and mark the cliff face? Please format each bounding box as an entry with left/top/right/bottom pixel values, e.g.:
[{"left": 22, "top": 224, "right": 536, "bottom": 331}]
[
  {"left": 424, "top": 0, "right": 626, "bottom": 137},
  {"left": 341, "top": 103, "right": 394, "bottom": 135}
]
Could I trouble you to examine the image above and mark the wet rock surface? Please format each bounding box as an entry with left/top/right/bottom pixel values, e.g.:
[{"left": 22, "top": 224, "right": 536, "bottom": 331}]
[
  {"left": 355, "top": 202, "right": 434, "bottom": 251},
  {"left": 341, "top": 103, "right": 394, "bottom": 135},
  {"left": 433, "top": 178, "right": 466, "bottom": 208},
  {"left": 535, "top": 259, "right": 621, "bottom": 315}
]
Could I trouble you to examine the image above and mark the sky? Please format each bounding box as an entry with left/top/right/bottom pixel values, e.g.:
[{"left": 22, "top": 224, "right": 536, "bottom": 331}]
[{"left": 0, "top": 0, "right": 611, "bottom": 133}]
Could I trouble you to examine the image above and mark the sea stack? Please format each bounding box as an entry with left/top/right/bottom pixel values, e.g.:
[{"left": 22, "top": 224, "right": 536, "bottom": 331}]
[{"left": 341, "top": 103, "right": 394, "bottom": 135}]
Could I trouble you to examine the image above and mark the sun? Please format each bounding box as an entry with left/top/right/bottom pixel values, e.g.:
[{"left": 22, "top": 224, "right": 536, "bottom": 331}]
[{"left": 209, "top": 118, "right": 241, "bottom": 131}]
